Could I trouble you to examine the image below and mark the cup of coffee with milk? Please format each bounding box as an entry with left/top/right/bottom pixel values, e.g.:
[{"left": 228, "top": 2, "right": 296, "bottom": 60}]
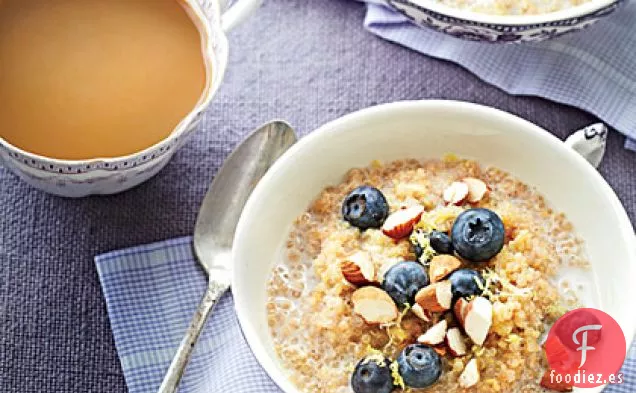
[{"left": 0, "top": 0, "right": 260, "bottom": 197}]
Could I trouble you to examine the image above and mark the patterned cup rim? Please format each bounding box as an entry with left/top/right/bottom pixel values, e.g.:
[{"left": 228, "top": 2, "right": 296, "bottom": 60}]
[
  {"left": 396, "top": 0, "right": 619, "bottom": 26},
  {"left": 0, "top": 0, "right": 226, "bottom": 171}
]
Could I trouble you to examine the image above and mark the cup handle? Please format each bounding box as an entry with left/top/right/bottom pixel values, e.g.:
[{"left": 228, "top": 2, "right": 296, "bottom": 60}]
[
  {"left": 220, "top": 0, "right": 262, "bottom": 32},
  {"left": 564, "top": 123, "right": 608, "bottom": 169}
]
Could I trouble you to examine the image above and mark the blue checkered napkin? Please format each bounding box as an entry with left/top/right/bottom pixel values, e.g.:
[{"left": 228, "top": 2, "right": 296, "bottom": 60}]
[
  {"left": 95, "top": 237, "right": 280, "bottom": 393},
  {"left": 358, "top": 0, "right": 636, "bottom": 150},
  {"left": 95, "top": 237, "right": 636, "bottom": 393}
]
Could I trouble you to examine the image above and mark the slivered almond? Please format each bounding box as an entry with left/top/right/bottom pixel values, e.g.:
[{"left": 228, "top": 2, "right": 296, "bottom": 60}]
[
  {"left": 417, "top": 320, "right": 448, "bottom": 345},
  {"left": 429, "top": 255, "right": 462, "bottom": 283},
  {"left": 446, "top": 327, "right": 468, "bottom": 356},
  {"left": 411, "top": 303, "right": 431, "bottom": 322},
  {"left": 443, "top": 181, "right": 469, "bottom": 205},
  {"left": 341, "top": 251, "right": 376, "bottom": 286},
  {"left": 415, "top": 281, "right": 452, "bottom": 312},
  {"left": 540, "top": 370, "right": 573, "bottom": 392},
  {"left": 454, "top": 297, "right": 469, "bottom": 326},
  {"left": 458, "top": 359, "right": 480, "bottom": 388},
  {"left": 351, "top": 286, "right": 398, "bottom": 325},
  {"left": 462, "top": 297, "right": 493, "bottom": 346},
  {"left": 433, "top": 346, "right": 447, "bottom": 356},
  {"left": 381, "top": 205, "right": 424, "bottom": 239},
  {"left": 463, "top": 177, "right": 489, "bottom": 203}
]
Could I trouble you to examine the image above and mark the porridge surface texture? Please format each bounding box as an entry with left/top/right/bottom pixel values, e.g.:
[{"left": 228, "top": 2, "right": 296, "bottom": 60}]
[
  {"left": 430, "top": 0, "right": 591, "bottom": 16},
  {"left": 267, "top": 157, "right": 587, "bottom": 393}
]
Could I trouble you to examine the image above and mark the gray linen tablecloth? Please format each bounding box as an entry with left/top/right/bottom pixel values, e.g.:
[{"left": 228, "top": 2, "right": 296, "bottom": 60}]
[{"left": 1, "top": 0, "right": 635, "bottom": 392}]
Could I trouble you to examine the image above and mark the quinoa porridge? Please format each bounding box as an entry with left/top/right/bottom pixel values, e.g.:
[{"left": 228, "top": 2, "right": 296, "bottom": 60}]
[
  {"left": 267, "top": 156, "right": 592, "bottom": 393},
  {"left": 432, "top": 0, "right": 591, "bottom": 16}
]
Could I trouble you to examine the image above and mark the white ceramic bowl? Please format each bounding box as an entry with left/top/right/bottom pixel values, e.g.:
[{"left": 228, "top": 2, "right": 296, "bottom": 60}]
[
  {"left": 0, "top": 0, "right": 260, "bottom": 197},
  {"left": 233, "top": 100, "right": 636, "bottom": 393}
]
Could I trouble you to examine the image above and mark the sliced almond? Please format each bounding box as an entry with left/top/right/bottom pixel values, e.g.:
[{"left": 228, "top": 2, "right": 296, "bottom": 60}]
[
  {"left": 340, "top": 251, "right": 376, "bottom": 286},
  {"left": 433, "top": 346, "right": 447, "bottom": 357},
  {"left": 462, "top": 177, "right": 489, "bottom": 203},
  {"left": 446, "top": 327, "right": 468, "bottom": 356},
  {"left": 351, "top": 286, "right": 398, "bottom": 325},
  {"left": 462, "top": 297, "right": 493, "bottom": 346},
  {"left": 458, "top": 358, "right": 480, "bottom": 388},
  {"left": 381, "top": 205, "right": 425, "bottom": 240},
  {"left": 429, "top": 255, "right": 462, "bottom": 283},
  {"left": 443, "top": 181, "right": 469, "bottom": 205},
  {"left": 415, "top": 281, "right": 452, "bottom": 312},
  {"left": 540, "top": 370, "right": 573, "bottom": 392},
  {"left": 411, "top": 303, "right": 431, "bottom": 322},
  {"left": 417, "top": 320, "right": 448, "bottom": 346},
  {"left": 454, "top": 297, "right": 469, "bottom": 326}
]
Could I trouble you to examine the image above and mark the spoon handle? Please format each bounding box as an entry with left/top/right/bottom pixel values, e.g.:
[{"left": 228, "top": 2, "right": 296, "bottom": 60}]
[{"left": 157, "top": 279, "right": 228, "bottom": 393}]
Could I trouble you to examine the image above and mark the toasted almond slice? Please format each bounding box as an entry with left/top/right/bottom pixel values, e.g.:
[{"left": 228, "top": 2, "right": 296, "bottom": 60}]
[
  {"left": 415, "top": 281, "right": 452, "bottom": 312},
  {"left": 458, "top": 359, "right": 480, "bottom": 388},
  {"left": 540, "top": 370, "right": 573, "bottom": 392},
  {"left": 351, "top": 286, "right": 398, "bottom": 325},
  {"left": 381, "top": 205, "right": 425, "bottom": 239},
  {"left": 446, "top": 327, "right": 468, "bottom": 356},
  {"left": 462, "top": 297, "right": 493, "bottom": 346},
  {"left": 429, "top": 255, "right": 462, "bottom": 283},
  {"left": 417, "top": 320, "right": 448, "bottom": 346},
  {"left": 341, "top": 251, "right": 376, "bottom": 286},
  {"left": 433, "top": 346, "right": 447, "bottom": 356},
  {"left": 462, "top": 177, "right": 489, "bottom": 203},
  {"left": 443, "top": 181, "right": 469, "bottom": 205},
  {"left": 454, "top": 297, "right": 469, "bottom": 326},
  {"left": 411, "top": 303, "right": 431, "bottom": 322}
]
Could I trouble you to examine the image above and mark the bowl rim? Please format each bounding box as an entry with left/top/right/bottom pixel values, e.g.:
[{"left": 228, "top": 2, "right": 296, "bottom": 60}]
[
  {"left": 392, "top": 0, "right": 619, "bottom": 26},
  {"left": 0, "top": 0, "right": 225, "bottom": 169},
  {"left": 232, "top": 99, "right": 636, "bottom": 393}
]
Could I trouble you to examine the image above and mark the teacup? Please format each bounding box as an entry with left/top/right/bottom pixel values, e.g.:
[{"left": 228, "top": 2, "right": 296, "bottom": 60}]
[{"left": 0, "top": 0, "right": 260, "bottom": 197}]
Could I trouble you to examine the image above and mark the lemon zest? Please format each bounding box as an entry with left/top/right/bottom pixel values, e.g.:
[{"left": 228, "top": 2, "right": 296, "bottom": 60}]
[
  {"left": 381, "top": 304, "right": 411, "bottom": 351},
  {"left": 546, "top": 302, "right": 569, "bottom": 317},
  {"left": 472, "top": 346, "right": 486, "bottom": 357},
  {"left": 362, "top": 352, "right": 387, "bottom": 367},
  {"left": 390, "top": 360, "right": 406, "bottom": 389},
  {"left": 409, "top": 229, "right": 437, "bottom": 264},
  {"left": 444, "top": 153, "right": 459, "bottom": 162},
  {"left": 480, "top": 269, "right": 532, "bottom": 302},
  {"left": 505, "top": 334, "right": 523, "bottom": 344},
  {"left": 371, "top": 159, "right": 383, "bottom": 168}
]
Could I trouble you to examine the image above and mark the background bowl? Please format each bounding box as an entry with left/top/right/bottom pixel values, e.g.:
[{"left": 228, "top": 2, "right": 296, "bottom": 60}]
[
  {"left": 233, "top": 100, "right": 636, "bottom": 393},
  {"left": 386, "top": 0, "right": 623, "bottom": 42}
]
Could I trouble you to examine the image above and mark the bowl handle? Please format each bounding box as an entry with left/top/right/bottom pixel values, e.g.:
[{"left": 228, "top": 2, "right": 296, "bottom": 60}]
[
  {"left": 219, "top": 0, "right": 262, "bottom": 32},
  {"left": 564, "top": 123, "right": 608, "bottom": 169}
]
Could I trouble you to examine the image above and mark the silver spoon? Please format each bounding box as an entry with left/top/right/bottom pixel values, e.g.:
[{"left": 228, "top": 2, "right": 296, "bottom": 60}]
[{"left": 157, "top": 121, "right": 297, "bottom": 393}]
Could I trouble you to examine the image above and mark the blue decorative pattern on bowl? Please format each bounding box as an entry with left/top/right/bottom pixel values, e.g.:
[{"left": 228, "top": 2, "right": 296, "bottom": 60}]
[{"left": 387, "top": 0, "right": 623, "bottom": 43}]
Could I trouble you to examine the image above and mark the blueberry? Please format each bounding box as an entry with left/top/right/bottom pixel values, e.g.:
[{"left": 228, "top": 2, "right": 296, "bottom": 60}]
[
  {"left": 429, "top": 230, "right": 453, "bottom": 254},
  {"left": 382, "top": 261, "right": 429, "bottom": 307},
  {"left": 412, "top": 243, "right": 424, "bottom": 259},
  {"left": 451, "top": 208, "right": 505, "bottom": 262},
  {"left": 351, "top": 356, "right": 395, "bottom": 393},
  {"left": 342, "top": 186, "right": 389, "bottom": 230},
  {"left": 449, "top": 268, "right": 485, "bottom": 301},
  {"left": 396, "top": 344, "right": 442, "bottom": 388}
]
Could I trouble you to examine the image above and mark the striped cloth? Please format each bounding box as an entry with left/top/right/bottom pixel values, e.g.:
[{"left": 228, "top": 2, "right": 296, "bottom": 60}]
[
  {"left": 95, "top": 237, "right": 636, "bottom": 393},
  {"left": 358, "top": 0, "right": 636, "bottom": 150}
]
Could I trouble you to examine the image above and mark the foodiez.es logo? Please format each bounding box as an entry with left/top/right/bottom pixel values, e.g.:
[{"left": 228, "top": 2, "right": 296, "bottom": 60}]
[{"left": 544, "top": 308, "right": 626, "bottom": 388}]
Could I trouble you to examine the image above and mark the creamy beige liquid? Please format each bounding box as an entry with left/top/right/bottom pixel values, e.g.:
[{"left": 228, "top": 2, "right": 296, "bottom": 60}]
[{"left": 0, "top": 0, "right": 206, "bottom": 159}]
